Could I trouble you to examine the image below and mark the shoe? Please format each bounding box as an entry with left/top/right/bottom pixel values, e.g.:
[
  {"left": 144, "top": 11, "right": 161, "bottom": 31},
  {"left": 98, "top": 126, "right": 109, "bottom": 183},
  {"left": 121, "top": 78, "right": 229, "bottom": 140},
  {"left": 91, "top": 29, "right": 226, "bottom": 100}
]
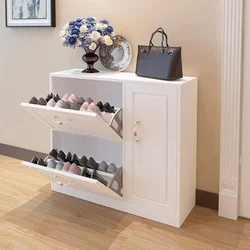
[
  {"left": 91, "top": 170, "right": 108, "bottom": 186},
  {"left": 98, "top": 161, "right": 109, "bottom": 172},
  {"left": 72, "top": 154, "right": 80, "bottom": 165},
  {"left": 77, "top": 97, "right": 85, "bottom": 105},
  {"left": 48, "top": 149, "right": 58, "bottom": 160},
  {"left": 103, "top": 102, "right": 115, "bottom": 113},
  {"left": 86, "top": 98, "right": 94, "bottom": 104},
  {"left": 29, "top": 97, "right": 38, "bottom": 104},
  {"left": 37, "top": 158, "right": 47, "bottom": 167},
  {"left": 57, "top": 150, "right": 66, "bottom": 162},
  {"left": 46, "top": 99, "right": 56, "bottom": 107},
  {"left": 108, "top": 167, "right": 123, "bottom": 196},
  {"left": 87, "top": 102, "right": 101, "bottom": 115},
  {"left": 82, "top": 167, "right": 91, "bottom": 178},
  {"left": 53, "top": 94, "right": 61, "bottom": 102},
  {"left": 47, "top": 159, "right": 57, "bottom": 169},
  {"left": 79, "top": 155, "right": 88, "bottom": 167},
  {"left": 55, "top": 100, "right": 71, "bottom": 109},
  {"left": 80, "top": 102, "right": 89, "bottom": 111},
  {"left": 31, "top": 156, "right": 38, "bottom": 164},
  {"left": 37, "top": 98, "right": 47, "bottom": 106},
  {"left": 107, "top": 163, "right": 117, "bottom": 174},
  {"left": 68, "top": 94, "right": 78, "bottom": 103},
  {"left": 96, "top": 101, "right": 104, "bottom": 112},
  {"left": 62, "top": 162, "right": 71, "bottom": 172},
  {"left": 46, "top": 93, "right": 53, "bottom": 102},
  {"left": 70, "top": 102, "right": 81, "bottom": 111},
  {"left": 68, "top": 163, "right": 82, "bottom": 175},
  {"left": 62, "top": 93, "right": 70, "bottom": 101},
  {"left": 65, "top": 152, "right": 72, "bottom": 162},
  {"left": 55, "top": 162, "right": 64, "bottom": 171},
  {"left": 87, "top": 157, "right": 99, "bottom": 170}
]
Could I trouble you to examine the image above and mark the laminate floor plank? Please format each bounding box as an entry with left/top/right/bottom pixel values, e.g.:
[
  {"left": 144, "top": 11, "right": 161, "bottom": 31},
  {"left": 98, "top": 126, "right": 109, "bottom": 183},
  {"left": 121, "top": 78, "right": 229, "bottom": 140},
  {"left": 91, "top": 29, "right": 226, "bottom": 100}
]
[{"left": 0, "top": 155, "right": 250, "bottom": 250}]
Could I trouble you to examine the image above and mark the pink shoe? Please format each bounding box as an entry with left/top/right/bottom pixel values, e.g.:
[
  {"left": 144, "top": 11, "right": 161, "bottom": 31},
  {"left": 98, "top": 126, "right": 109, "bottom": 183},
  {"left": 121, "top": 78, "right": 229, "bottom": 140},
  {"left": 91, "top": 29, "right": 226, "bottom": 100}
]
[
  {"left": 68, "top": 94, "right": 78, "bottom": 103},
  {"left": 87, "top": 102, "right": 101, "bottom": 115},
  {"left": 68, "top": 163, "right": 82, "bottom": 175},
  {"left": 62, "top": 162, "right": 71, "bottom": 172},
  {"left": 80, "top": 102, "right": 89, "bottom": 111},
  {"left": 62, "top": 93, "right": 70, "bottom": 101}
]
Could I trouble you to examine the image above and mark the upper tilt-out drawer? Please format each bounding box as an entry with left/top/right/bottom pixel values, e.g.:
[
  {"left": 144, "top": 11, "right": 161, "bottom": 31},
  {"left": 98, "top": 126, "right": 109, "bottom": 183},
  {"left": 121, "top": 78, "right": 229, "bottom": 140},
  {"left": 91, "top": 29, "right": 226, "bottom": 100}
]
[{"left": 21, "top": 103, "right": 122, "bottom": 142}]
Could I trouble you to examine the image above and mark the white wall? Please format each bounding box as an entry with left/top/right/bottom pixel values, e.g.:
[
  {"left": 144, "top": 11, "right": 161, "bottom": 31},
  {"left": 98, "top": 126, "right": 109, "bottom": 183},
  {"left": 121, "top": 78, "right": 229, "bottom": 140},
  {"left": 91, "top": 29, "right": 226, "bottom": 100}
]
[{"left": 0, "top": 0, "right": 223, "bottom": 193}]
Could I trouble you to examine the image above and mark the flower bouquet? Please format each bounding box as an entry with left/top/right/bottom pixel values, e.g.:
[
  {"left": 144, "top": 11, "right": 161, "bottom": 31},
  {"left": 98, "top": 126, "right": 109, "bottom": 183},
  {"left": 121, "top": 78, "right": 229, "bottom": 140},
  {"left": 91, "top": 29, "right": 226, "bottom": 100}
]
[{"left": 60, "top": 17, "right": 115, "bottom": 73}]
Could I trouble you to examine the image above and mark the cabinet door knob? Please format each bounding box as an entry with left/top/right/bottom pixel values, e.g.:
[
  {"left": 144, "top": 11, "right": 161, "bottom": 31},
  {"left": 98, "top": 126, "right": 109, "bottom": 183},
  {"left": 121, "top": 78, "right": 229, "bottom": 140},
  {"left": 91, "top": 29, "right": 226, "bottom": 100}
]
[{"left": 133, "top": 120, "right": 140, "bottom": 143}]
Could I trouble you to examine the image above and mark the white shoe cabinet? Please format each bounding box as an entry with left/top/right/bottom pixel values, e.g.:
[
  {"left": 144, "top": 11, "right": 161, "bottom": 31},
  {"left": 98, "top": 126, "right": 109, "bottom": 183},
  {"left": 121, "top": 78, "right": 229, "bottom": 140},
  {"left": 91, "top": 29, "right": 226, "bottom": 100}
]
[{"left": 21, "top": 69, "right": 197, "bottom": 228}]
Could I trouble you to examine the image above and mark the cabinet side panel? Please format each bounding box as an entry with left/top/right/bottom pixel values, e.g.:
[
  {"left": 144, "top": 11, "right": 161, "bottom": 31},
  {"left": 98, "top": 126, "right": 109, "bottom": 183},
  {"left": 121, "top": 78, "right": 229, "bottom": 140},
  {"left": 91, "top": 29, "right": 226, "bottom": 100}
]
[{"left": 179, "top": 79, "right": 198, "bottom": 226}]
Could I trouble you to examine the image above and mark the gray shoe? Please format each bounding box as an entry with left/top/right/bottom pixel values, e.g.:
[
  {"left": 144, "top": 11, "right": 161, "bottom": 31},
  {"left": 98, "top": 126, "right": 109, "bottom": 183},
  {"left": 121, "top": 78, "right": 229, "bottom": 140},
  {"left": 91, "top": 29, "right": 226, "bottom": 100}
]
[
  {"left": 29, "top": 97, "right": 38, "bottom": 104},
  {"left": 108, "top": 167, "right": 123, "bottom": 196},
  {"left": 55, "top": 100, "right": 71, "bottom": 109},
  {"left": 47, "top": 159, "right": 57, "bottom": 169},
  {"left": 70, "top": 102, "right": 81, "bottom": 111},
  {"left": 107, "top": 163, "right": 117, "bottom": 174},
  {"left": 86, "top": 98, "right": 94, "bottom": 104},
  {"left": 55, "top": 162, "right": 64, "bottom": 170},
  {"left": 38, "top": 98, "right": 47, "bottom": 106},
  {"left": 98, "top": 161, "right": 109, "bottom": 172},
  {"left": 77, "top": 97, "right": 85, "bottom": 105},
  {"left": 47, "top": 99, "right": 56, "bottom": 107}
]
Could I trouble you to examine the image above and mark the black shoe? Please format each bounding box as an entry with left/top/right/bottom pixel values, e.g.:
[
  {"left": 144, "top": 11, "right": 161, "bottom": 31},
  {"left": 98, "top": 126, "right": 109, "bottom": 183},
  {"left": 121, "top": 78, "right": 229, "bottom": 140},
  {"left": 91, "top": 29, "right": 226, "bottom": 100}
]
[
  {"left": 46, "top": 93, "right": 53, "bottom": 102},
  {"left": 57, "top": 150, "right": 66, "bottom": 162},
  {"left": 103, "top": 102, "right": 115, "bottom": 113},
  {"left": 48, "top": 149, "right": 58, "bottom": 160},
  {"left": 79, "top": 155, "right": 88, "bottom": 167},
  {"left": 96, "top": 101, "right": 104, "bottom": 112},
  {"left": 31, "top": 157, "right": 38, "bottom": 164},
  {"left": 82, "top": 167, "right": 91, "bottom": 178},
  {"left": 65, "top": 152, "right": 72, "bottom": 162},
  {"left": 53, "top": 94, "right": 61, "bottom": 102},
  {"left": 72, "top": 154, "right": 80, "bottom": 165},
  {"left": 37, "top": 98, "right": 47, "bottom": 106},
  {"left": 87, "top": 157, "right": 99, "bottom": 170},
  {"left": 29, "top": 97, "right": 38, "bottom": 104},
  {"left": 91, "top": 170, "right": 108, "bottom": 186},
  {"left": 37, "top": 158, "right": 47, "bottom": 167}
]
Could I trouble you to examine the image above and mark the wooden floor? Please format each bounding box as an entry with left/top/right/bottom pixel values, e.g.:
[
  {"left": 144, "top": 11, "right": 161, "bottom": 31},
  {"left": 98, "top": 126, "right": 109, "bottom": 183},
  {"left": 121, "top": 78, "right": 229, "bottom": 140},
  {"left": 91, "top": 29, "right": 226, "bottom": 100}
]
[{"left": 0, "top": 155, "right": 249, "bottom": 250}]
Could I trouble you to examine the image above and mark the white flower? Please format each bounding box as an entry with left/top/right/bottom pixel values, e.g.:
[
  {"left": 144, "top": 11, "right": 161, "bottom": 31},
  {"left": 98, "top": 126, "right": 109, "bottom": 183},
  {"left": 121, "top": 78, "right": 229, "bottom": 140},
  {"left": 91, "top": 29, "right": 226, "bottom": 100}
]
[
  {"left": 80, "top": 25, "right": 87, "bottom": 33},
  {"left": 89, "top": 31, "right": 101, "bottom": 41},
  {"left": 59, "top": 30, "right": 66, "bottom": 38},
  {"left": 61, "top": 37, "right": 66, "bottom": 42},
  {"left": 103, "top": 35, "right": 113, "bottom": 46},
  {"left": 96, "top": 23, "right": 107, "bottom": 31},
  {"left": 110, "top": 32, "right": 116, "bottom": 38},
  {"left": 76, "top": 39, "right": 82, "bottom": 47},
  {"left": 89, "top": 42, "right": 97, "bottom": 51},
  {"left": 63, "top": 23, "right": 69, "bottom": 30}
]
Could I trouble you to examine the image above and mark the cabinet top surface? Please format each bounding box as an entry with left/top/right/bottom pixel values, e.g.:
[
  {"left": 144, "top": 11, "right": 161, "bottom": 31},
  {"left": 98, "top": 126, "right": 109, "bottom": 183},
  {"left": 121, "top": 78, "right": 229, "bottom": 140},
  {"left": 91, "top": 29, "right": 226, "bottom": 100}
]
[{"left": 50, "top": 69, "right": 197, "bottom": 86}]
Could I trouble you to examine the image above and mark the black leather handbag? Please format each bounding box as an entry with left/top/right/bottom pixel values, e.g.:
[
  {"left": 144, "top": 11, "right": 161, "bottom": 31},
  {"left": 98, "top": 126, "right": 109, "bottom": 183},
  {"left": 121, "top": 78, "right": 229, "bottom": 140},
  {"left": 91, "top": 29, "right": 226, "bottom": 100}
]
[{"left": 136, "top": 28, "right": 183, "bottom": 81}]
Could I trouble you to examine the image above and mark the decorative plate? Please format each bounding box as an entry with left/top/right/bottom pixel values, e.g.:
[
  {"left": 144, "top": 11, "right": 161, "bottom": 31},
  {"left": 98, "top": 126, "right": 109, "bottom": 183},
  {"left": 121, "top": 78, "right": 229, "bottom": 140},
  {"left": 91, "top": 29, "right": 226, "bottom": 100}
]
[{"left": 99, "top": 35, "right": 132, "bottom": 71}]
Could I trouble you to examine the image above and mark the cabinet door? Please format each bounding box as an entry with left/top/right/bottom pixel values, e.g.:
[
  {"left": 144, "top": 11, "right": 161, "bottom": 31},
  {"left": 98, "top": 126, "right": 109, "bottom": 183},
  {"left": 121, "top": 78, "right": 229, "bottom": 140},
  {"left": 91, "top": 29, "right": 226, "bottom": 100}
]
[{"left": 124, "top": 83, "right": 178, "bottom": 215}]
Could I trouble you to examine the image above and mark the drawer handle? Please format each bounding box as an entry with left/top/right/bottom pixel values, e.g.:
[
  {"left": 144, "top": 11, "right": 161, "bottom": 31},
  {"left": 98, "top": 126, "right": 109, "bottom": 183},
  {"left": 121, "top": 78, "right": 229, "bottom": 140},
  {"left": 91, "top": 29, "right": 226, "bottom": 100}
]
[
  {"left": 133, "top": 120, "right": 140, "bottom": 143},
  {"left": 54, "top": 175, "right": 71, "bottom": 186},
  {"left": 53, "top": 116, "right": 73, "bottom": 125}
]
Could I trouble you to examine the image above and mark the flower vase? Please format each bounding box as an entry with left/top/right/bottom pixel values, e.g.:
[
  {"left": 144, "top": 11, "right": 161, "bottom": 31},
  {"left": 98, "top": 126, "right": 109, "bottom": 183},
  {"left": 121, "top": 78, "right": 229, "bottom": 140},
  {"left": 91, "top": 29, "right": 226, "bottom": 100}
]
[{"left": 82, "top": 48, "right": 99, "bottom": 73}]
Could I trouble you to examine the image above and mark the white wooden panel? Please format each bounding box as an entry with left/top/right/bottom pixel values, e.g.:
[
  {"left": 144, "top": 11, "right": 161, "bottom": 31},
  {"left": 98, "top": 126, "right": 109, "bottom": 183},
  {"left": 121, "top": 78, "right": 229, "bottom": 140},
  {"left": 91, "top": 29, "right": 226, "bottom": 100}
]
[
  {"left": 134, "top": 93, "right": 168, "bottom": 204},
  {"left": 240, "top": 0, "right": 250, "bottom": 219},
  {"left": 21, "top": 103, "right": 122, "bottom": 142},
  {"left": 124, "top": 83, "right": 178, "bottom": 215},
  {"left": 22, "top": 161, "right": 122, "bottom": 200}
]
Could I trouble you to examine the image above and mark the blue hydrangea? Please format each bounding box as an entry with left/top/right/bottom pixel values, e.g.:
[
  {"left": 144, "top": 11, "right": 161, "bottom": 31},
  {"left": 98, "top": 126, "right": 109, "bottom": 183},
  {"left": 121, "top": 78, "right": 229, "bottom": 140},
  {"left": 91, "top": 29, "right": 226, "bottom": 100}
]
[
  {"left": 86, "top": 17, "right": 95, "bottom": 23},
  {"left": 69, "top": 21, "right": 76, "bottom": 26},
  {"left": 100, "top": 20, "right": 109, "bottom": 25},
  {"left": 70, "top": 28, "right": 80, "bottom": 35},
  {"left": 105, "top": 26, "right": 114, "bottom": 33},
  {"left": 68, "top": 36, "right": 77, "bottom": 45}
]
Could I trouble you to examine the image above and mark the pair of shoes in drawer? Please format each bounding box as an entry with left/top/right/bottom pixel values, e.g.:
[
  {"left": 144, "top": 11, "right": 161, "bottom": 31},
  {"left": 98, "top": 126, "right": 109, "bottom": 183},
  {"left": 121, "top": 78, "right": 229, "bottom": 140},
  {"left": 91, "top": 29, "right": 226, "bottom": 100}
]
[
  {"left": 47, "top": 160, "right": 64, "bottom": 170},
  {"left": 31, "top": 157, "right": 47, "bottom": 167},
  {"left": 98, "top": 161, "right": 117, "bottom": 174},
  {"left": 97, "top": 101, "right": 115, "bottom": 113},
  {"left": 29, "top": 94, "right": 60, "bottom": 106},
  {"left": 46, "top": 93, "right": 61, "bottom": 103}
]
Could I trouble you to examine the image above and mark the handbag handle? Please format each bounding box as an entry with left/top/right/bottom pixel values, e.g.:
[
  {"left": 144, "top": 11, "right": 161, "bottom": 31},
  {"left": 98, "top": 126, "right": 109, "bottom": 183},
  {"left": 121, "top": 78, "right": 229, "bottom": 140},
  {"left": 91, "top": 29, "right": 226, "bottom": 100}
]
[{"left": 148, "top": 27, "right": 169, "bottom": 53}]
